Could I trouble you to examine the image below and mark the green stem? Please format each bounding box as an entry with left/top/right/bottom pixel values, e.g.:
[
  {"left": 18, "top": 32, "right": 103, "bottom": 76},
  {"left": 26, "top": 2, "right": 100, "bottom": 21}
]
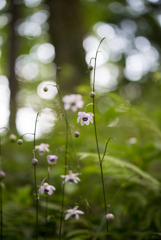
[
  {"left": 92, "top": 38, "right": 109, "bottom": 238},
  {"left": 92, "top": 98, "right": 108, "bottom": 234},
  {"left": 59, "top": 123, "right": 68, "bottom": 240},
  {"left": 34, "top": 165, "right": 38, "bottom": 240},
  {"left": 33, "top": 113, "right": 40, "bottom": 158},
  {"left": 33, "top": 112, "right": 40, "bottom": 239},
  {"left": 56, "top": 69, "right": 69, "bottom": 240},
  {"left": 92, "top": 37, "right": 105, "bottom": 92},
  {"left": 45, "top": 196, "right": 48, "bottom": 239}
]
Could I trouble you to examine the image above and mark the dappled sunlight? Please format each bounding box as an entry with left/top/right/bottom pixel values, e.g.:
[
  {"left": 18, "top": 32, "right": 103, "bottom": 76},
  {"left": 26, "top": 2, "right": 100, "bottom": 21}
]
[
  {"left": 0, "top": 0, "right": 6, "bottom": 11},
  {"left": 109, "top": 2, "right": 125, "bottom": 14},
  {"left": 24, "top": 0, "right": 42, "bottom": 8},
  {"left": 16, "top": 107, "right": 56, "bottom": 140},
  {"left": 0, "top": 14, "right": 10, "bottom": 29},
  {"left": 37, "top": 81, "right": 58, "bottom": 99},
  {"left": 0, "top": 76, "right": 10, "bottom": 129},
  {"left": 124, "top": 45, "right": 159, "bottom": 81},
  {"left": 83, "top": 21, "right": 159, "bottom": 85},
  {"left": 15, "top": 55, "right": 39, "bottom": 81},
  {"left": 17, "top": 21, "right": 41, "bottom": 37},
  {"left": 94, "top": 65, "right": 118, "bottom": 91},
  {"left": 30, "top": 10, "right": 49, "bottom": 24},
  {"left": 30, "top": 43, "right": 55, "bottom": 64}
]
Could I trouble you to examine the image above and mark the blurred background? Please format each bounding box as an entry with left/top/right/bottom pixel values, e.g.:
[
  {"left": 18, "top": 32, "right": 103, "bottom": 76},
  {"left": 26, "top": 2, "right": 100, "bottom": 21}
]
[{"left": 1, "top": 0, "right": 161, "bottom": 239}]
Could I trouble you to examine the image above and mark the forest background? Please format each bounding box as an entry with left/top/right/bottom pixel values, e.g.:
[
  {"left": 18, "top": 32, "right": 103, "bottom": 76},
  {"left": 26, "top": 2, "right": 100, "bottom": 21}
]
[{"left": 0, "top": 0, "right": 161, "bottom": 239}]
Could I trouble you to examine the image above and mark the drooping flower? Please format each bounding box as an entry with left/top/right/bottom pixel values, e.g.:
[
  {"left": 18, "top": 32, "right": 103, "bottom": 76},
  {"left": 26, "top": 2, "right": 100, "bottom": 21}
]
[
  {"left": 47, "top": 155, "right": 58, "bottom": 164},
  {"left": 39, "top": 183, "right": 56, "bottom": 196},
  {"left": 62, "top": 94, "right": 84, "bottom": 112},
  {"left": 65, "top": 206, "right": 84, "bottom": 220},
  {"left": 77, "top": 112, "right": 94, "bottom": 126},
  {"left": 35, "top": 143, "right": 50, "bottom": 156},
  {"left": 61, "top": 170, "right": 80, "bottom": 184}
]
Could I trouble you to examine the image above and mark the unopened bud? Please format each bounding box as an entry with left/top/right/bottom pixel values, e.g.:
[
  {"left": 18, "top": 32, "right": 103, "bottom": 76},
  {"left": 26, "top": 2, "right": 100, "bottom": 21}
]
[
  {"left": 32, "top": 158, "right": 38, "bottom": 166},
  {"left": 88, "top": 65, "right": 93, "bottom": 71},
  {"left": 0, "top": 170, "right": 6, "bottom": 181},
  {"left": 106, "top": 213, "right": 115, "bottom": 221},
  {"left": 57, "top": 66, "right": 62, "bottom": 72},
  {"left": 74, "top": 131, "right": 80, "bottom": 138},
  {"left": 43, "top": 87, "right": 48, "bottom": 92},
  {"left": 90, "top": 91, "right": 95, "bottom": 98},
  {"left": 17, "top": 139, "right": 23, "bottom": 145},
  {"left": 9, "top": 134, "right": 17, "bottom": 143}
]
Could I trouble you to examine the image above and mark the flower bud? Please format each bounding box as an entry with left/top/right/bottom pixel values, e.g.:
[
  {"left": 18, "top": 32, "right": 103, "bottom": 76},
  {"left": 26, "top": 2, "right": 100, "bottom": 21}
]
[
  {"left": 32, "top": 158, "right": 38, "bottom": 166},
  {"left": 17, "top": 139, "right": 23, "bottom": 145},
  {"left": 88, "top": 65, "right": 93, "bottom": 71},
  {"left": 43, "top": 87, "right": 48, "bottom": 92},
  {"left": 9, "top": 134, "right": 17, "bottom": 143},
  {"left": 74, "top": 131, "right": 80, "bottom": 138},
  {"left": 0, "top": 170, "right": 6, "bottom": 181},
  {"left": 90, "top": 91, "right": 95, "bottom": 98},
  {"left": 106, "top": 213, "right": 115, "bottom": 221}
]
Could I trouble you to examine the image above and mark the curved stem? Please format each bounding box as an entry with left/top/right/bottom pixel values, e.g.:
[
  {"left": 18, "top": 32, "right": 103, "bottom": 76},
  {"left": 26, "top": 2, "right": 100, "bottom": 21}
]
[
  {"left": 33, "top": 112, "right": 40, "bottom": 239},
  {"left": 101, "top": 137, "right": 114, "bottom": 163},
  {"left": 33, "top": 112, "right": 40, "bottom": 158},
  {"left": 91, "top": 38, "right": 109, "bottom": 237},
  {"left": 92, "top": 38, "right": 105, "bottom": 92}
]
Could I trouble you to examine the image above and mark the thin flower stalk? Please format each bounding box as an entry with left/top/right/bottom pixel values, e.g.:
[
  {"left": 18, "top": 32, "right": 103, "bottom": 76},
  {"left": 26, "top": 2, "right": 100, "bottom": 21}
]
[
  {"left": 33, "top": 112, "right": 40, "bottom": 240},
  {"left": 91, "top": 38, "right": 109, "bottom": 238},
  {"left": 55, "top": 69, "right": 69, "bottom": 240}
]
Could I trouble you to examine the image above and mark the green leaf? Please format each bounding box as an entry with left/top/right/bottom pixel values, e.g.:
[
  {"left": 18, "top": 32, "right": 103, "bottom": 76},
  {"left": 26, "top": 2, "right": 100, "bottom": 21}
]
[{"left": 78, "top": 152, "right": 161, "bottom": 192}]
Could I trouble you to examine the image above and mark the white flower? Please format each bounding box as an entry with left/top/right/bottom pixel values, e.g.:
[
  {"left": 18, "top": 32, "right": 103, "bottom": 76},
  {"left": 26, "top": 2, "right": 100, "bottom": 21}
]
[
  {"left": 61, "top": 170, "right": 80, "bottom": 184},
  {"left": 65, "top": 206, "right": 84, "bottom": 220},
  {"left": 39, "top": 183, "right": 56, "bottom": 196},
  {"left": 77, "top": 112, "right": 94, "bottom": 126},
  {"left": 62, "top": 94, "right": 84, "bottom": 112},
  {"left": 35, "top": 143, "right": 50, "bottom": 156},
  {"left": 47, "top": 155, "right": 58, "bottom": 164}
]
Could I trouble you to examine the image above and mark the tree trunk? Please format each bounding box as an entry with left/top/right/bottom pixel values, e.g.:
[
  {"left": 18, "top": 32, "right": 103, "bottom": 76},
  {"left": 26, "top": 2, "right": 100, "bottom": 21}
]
[
  {"left": 47, "top": 0, "right": 87, "bottom": 92},
  {"left": 8, "top": 1, "right": 19, "bottom": 131}
]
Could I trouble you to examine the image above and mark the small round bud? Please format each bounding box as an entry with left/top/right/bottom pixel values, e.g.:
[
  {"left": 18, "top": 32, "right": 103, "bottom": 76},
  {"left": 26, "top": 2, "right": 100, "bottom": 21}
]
[
  {"left": 88, "top": 65, "right": 93, "bottom": 71},
  {"left": 17, "top": 139, "right": 23, "bottom": 145},
  {"left": 90, "top": 91, "right": 95, "bottom": 98},
  {"left": 0, "top": 170, "right": 6, "bottom": 181},
  {"left": 32, "top": 158, "right": 38, "bottom": 166},
  {"left": 74, "top": 131, "right": 80, "bottom": 138},
  {"left": 43, "top": 86, "right": 48, "bottom": 92},
  {"left": 9, "top": 134, "right": 17, "bottom": 143},
  {"left": 106, "top": 213, "right": 115, "bottom": 221}
]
